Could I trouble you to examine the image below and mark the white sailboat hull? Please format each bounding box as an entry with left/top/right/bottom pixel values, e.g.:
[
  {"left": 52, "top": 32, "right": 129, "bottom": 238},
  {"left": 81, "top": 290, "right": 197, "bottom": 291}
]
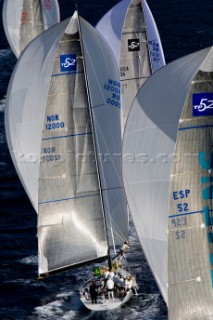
[{"left": 81, "top": 289, "right": 133, "bottom": 311}]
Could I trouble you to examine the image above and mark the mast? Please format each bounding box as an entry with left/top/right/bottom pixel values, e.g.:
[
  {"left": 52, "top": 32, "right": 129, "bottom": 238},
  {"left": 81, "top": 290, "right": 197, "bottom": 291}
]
[{"left": 77, "top": 11, "right": 111, "bottom": 264}]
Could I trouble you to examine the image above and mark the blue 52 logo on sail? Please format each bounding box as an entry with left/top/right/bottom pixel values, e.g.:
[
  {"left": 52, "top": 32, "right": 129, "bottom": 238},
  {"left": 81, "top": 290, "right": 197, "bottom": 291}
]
[
  {"left": 60, "top": 54, "right": 76, "bottom": 72},
  {"left": 193, "top": 93, "right": 213, "bottom": 116}
]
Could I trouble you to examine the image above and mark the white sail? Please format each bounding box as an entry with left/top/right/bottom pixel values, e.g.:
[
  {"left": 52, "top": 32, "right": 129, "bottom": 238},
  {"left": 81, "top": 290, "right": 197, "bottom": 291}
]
[
  {"left": 122, "top": 47, "right": 211, "bottom": 303},
  {"left": 2, "top": 0, "right": 60, "bottom": 58},
  {"left": 119, "top": 0, "right": 165, "bottom": 132},
  {"left": 168, "top": 47, "right": 213, "bottom": 319},
  {"left": 5, "top": 11, "right": 128, "bottom": 276},
  {"left": 96, "top": 0, "right": 130, "bottom": 62}
]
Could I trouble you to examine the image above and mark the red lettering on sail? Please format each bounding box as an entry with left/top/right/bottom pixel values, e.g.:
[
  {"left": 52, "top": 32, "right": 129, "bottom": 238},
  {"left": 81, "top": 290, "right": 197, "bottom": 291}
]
[
  {"left": 21, "top": 11, "right": 29, "bottom": 24},
  {"left": 42, "top": 0, "right": 52, "bottom": 10}
]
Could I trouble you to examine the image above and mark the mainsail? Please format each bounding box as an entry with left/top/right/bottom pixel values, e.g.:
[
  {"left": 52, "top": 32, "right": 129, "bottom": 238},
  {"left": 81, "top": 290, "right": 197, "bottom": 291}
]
[
  {"left": 119, "top": 0, "right": 165, "bottom": 132},
  {"left": 2, "top": 0, "right": 60, "bottom": 57},
  {"left": 168, "top": 48, "right": 213, "bottom": 319},
  {"left": 5, "top": 11, "right": 128, "bottom": 277},
  {"left": 122, "top": 47, "right": 211, "bottom": 303}
]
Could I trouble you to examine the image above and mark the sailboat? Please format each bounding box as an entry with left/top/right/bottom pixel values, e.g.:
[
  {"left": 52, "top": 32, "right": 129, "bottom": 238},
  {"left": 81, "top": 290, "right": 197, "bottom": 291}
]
[
  {"left": 122, "top": 45, "right": 212, "bottom": 310},
  {"left": 96, "top": 0, "right": 165, "bottom": 132},
  {"left": 119, "top": 0, "right": 165, "bottom": 132},
  {"left": 5, "top": 10, "right": 137, "bottom": 311},
  {"left": 168, "top": 47, "right": 213, "bottom": 319},
  {"left": 2, "top": 0, "right": 60, "bottom": 58}
]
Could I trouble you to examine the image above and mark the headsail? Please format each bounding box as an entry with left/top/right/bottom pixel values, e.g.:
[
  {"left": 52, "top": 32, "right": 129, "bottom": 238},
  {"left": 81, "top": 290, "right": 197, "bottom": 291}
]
[
  {"left": 5, "top": 11, "right": 128, "bottom": 277},
  {"left": 122, "top": 47, "right": 211, "bottom": 303},
  {"left": 168, "top": 47, "right": 213, "bottom": 319},
  {"left": 119, "top": 0, "right": 165, "bottom": 132},
  {"left": 2, "top": 0, "right": 60, "bottom": 57}
]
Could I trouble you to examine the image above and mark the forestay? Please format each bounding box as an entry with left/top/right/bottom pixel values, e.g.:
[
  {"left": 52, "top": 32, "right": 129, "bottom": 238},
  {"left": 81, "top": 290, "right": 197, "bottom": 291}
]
[
  {"left": 168, "top": 47, "right": 213, "bottom": 319},
  {"left": 5, "top": 11, "right": 128, "bottom": 276},
  {"left": 2, "top": 0, "right": 60, "bottom": 57},
  {"left": 122, "top": 47, "right": 211, "bottom": 303},
  {"left": 119, "top": 0, "right": 165, "bottom": 132}
]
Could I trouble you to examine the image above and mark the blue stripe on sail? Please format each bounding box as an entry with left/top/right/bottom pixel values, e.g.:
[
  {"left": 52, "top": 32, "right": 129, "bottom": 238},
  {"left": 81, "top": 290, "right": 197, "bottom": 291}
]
[
  {"left": 169, "top": 208, "right": 213, "bottom": 219},
  {"left": 168, "top": 210, "right": 203, "bottom": 218},
  {"left": 42, "top": 132, "right": 92, "bottom": 141},
  {"left": 52, "top": 71, "right": 84, "bottom": 77},
  {"left": 39, "top": 193, "right": 100, "bottom": 205},
  {"left": 178, "top": 124, "right": 213, "bottom": 131}
]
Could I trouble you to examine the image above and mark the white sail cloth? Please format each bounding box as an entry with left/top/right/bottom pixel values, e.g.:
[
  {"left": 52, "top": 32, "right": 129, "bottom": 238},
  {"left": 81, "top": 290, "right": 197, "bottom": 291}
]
[
  {"left": 2, "top": 0, "right": 60, "bottom": 57},
  {"left": 122, "top": 47, "right": 212, "bottom": 303}
]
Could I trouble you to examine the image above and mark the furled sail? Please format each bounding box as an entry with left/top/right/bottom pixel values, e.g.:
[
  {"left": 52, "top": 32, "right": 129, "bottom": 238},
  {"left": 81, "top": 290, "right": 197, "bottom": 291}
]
[
  {"left": 2, "top": 0, "right": 60, "bottom": 57},
  {"left": 119, "top": 0, "right": 165, "bottom": 132},
  {"left": 5, "top": 11, "right": 128, "bottom": 276},
  {"left": 122, "top": 47, "right": 211, "bottom": 303},
  {"left": 168, "top": 47, "right": 213, "bottom": 319}
]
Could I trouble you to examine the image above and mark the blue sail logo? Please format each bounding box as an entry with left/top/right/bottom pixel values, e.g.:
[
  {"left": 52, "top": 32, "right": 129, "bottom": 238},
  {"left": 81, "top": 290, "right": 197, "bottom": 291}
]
[
  {"left": 193, "top": 93, "right": 213, "bottom": 116},
  {"left": 60, "top": 54, "right": 76, "bottom": 72}
]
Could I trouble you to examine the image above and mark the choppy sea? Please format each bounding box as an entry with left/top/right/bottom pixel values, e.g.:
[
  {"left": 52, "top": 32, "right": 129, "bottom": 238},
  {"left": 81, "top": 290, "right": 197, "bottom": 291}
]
[{"left": 0, "top": 0, "right": 213, "bottom": 319}]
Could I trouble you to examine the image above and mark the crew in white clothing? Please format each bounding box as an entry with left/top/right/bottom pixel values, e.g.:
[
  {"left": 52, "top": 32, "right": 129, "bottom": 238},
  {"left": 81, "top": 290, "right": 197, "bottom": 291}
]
[{"left": 106, "top": 277, "right": 114, "bottom": 300}]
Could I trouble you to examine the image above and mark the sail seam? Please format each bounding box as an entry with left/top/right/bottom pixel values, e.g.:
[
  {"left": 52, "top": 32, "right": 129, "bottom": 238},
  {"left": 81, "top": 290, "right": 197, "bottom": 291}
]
[
  {"left": 178, "top": 124, "right": 213, "bottom": 131},
  {"left": 52, "top": 71, "right": 84, "bottom": 77}
]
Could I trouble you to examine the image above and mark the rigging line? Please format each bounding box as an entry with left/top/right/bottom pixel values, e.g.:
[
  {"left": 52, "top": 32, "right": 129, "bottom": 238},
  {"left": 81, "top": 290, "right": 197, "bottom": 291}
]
[
  {"left": 102, "top": 186, "right": 123, "bottom": 191},
  {"left": 77, "top": 12, "right": 111, "bottom": 258},
  {"left": 39, "top": 193, "right": 100, "bottom": 205},
  {"left": 91, "top": 103, "right": 105, "bottom": 109},
  {"left": 168, "top": 210, "right": 204, "bottom": 218},
  {"left": 168, "top": 277, "right": 201, "bottom": 287},
  {"left": 42, "top": 132, "right": 92, "bottom": 141},
  {"left": 192, "top": 79, "right": 213, "bottom": 83},
  {"left": 120, "top": 76, "right": 148, "bottom": 81}
]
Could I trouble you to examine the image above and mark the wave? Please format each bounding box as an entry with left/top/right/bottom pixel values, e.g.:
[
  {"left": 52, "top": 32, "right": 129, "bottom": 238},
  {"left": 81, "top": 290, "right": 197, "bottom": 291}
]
[
  {"left": 20, "top": 255, "right": 38, "bottom": 266},
  {"left": 0, "top": 48, "right": 12, "bottom": 58},
  {"left": 0, "top": 97, "right": 5, "bottom": 113},
  {"left": 32, "top": 291, "right": 82, "bottom": 320}
]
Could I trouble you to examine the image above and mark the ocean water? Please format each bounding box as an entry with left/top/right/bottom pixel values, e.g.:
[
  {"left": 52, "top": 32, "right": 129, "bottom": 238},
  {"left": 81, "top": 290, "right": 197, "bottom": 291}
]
[{"left": 0, "top": 0, "right": 213, "bottom": 319}]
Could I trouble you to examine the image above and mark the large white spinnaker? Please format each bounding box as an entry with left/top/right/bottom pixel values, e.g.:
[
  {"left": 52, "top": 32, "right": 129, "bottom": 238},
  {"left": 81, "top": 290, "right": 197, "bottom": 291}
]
[
  {"left": 119, "top": 0, "right": 165, "bottom": 132},
  {"left": 5, "top": 11, "right": 128, "bottom": 276},
  {"left": 2, "top": 0, "right": 60, "bottom": 57},
  {"left": 122, "top": 47, "right": 211, "bottom": 303},
  {"left": 96, "top": 0, "right": 130, "bottom": 62},
  {"left": 168, "top": 47, "right": 213, "bottom": 319}
]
